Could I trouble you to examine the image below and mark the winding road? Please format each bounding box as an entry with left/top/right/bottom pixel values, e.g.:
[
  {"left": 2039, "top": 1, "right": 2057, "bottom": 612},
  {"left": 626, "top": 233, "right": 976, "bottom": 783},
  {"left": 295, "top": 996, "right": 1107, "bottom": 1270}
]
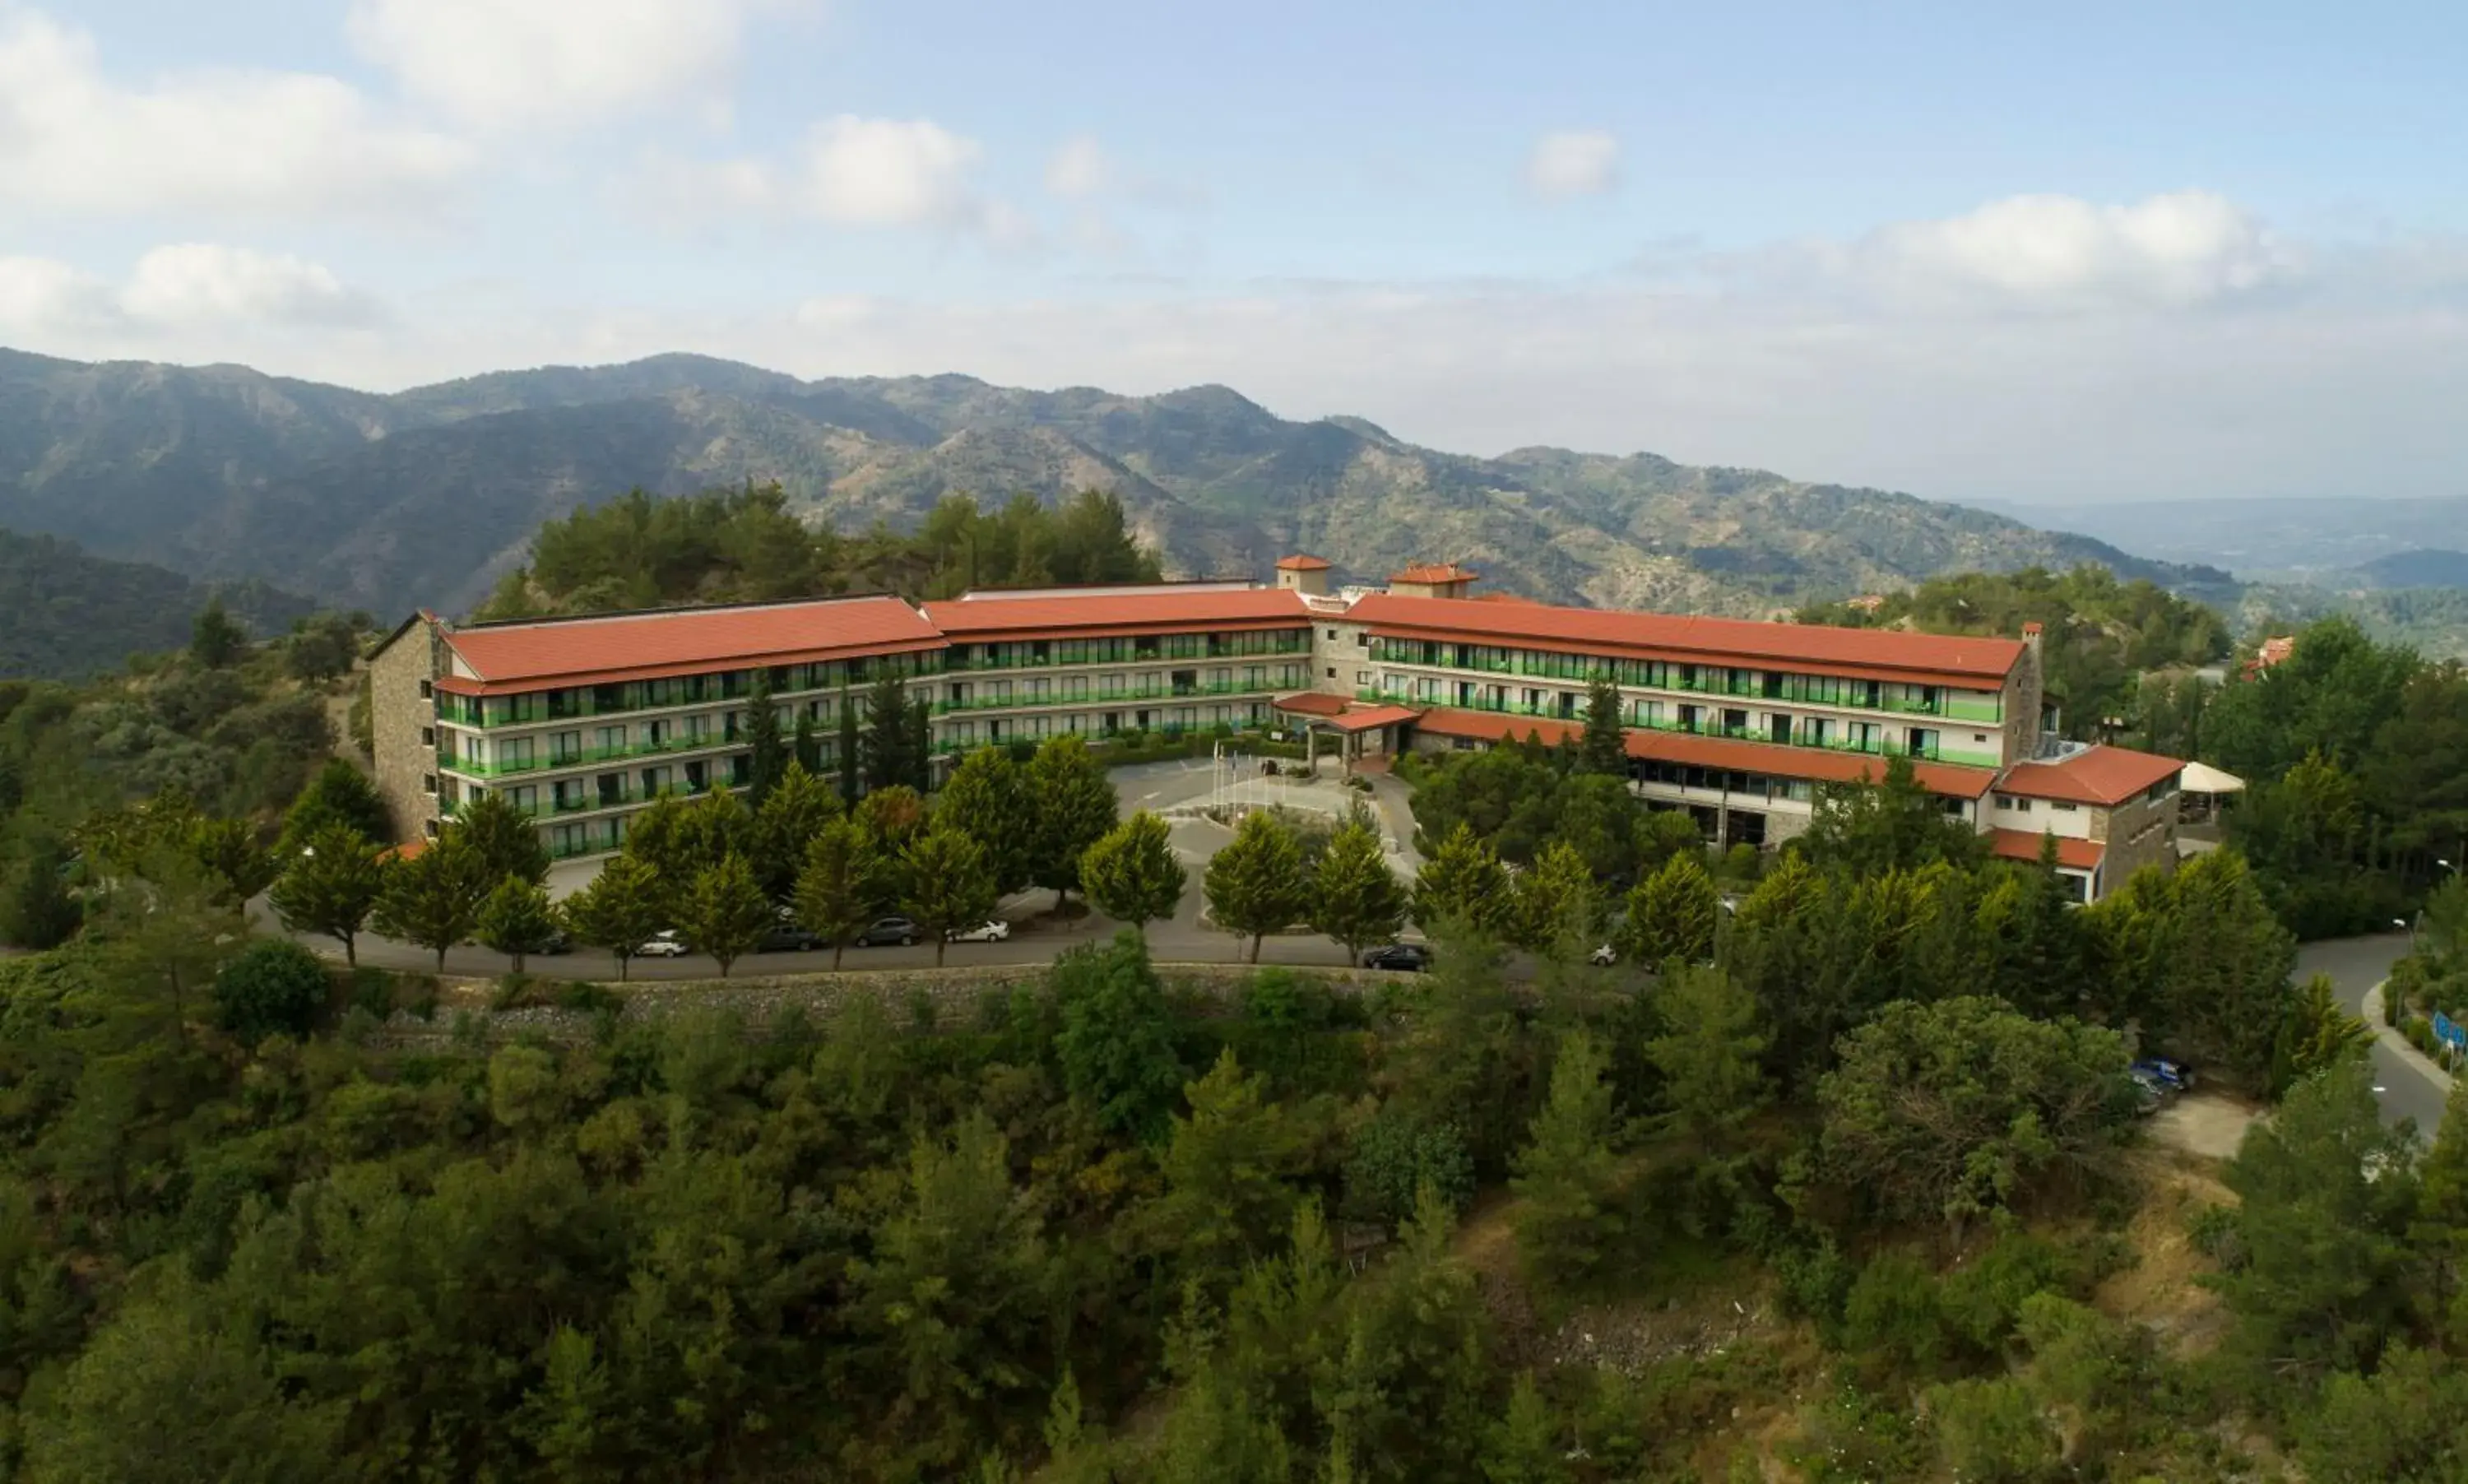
[{"left": 2300, "top": 932, "right": 2453, "bottom": 1135}]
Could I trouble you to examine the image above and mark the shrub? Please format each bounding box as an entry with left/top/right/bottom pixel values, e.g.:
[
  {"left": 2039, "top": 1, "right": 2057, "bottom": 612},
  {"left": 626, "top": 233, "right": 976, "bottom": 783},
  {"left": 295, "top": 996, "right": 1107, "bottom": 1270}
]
[
  {"left": 211, "top": 939, "right": 330, "bottom": 1045},
  {"left": 1840, "top": 1249, "right": 1951, "bottom": 1370},
  {"left": 558, "top": 981, "right": 624, "bottom": 1016}
]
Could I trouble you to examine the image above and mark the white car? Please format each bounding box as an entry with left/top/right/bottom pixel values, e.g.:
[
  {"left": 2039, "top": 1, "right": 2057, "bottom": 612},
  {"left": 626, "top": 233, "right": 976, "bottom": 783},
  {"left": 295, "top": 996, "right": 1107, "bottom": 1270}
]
[
  {"left": 947, "top": 920, "right": 1011, "bottom": 944},
  {"left": 1589, "top": 944, "right": 1618, "bottom": 967},
  {"left": 635, "top": 930, "right": 689, "bottom": 958}
]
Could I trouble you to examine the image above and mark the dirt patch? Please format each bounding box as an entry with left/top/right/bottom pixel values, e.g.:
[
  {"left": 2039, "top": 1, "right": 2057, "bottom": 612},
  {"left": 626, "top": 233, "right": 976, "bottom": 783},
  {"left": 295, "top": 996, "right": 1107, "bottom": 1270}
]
[
  {"left": 2145, "top": 1091, "right": 2263, "bottom": 1161},
  {"left": 2095, "top": 1149, "right": 2237, "bottom": 1357},
  {"left": 1546, "top": 1280, "right": 1789, "bottom": 1377}
]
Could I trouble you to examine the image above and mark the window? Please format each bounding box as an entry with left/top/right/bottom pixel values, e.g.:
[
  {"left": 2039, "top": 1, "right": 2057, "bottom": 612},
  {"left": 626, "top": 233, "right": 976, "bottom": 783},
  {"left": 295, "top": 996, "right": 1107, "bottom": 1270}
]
[
  {"left": 421, "top": 773, "right": 436, "bottom": 795},
  {"left": 424, "top": 818, "right": 439, "bottom": 837},
  {"left": 420, "top": 726, "right": 435, "bottom": 746},
  {"left": 1326, "top": 666, "right": 1337, "bottom": 679},
  {"left": 1326, "top": 628, "right": 1338, "bottom": 640},
  {"left": 1357, "top": 670, "right": 1372, "bottom": 685},
  {"left": 1356, "top": 633, "right": 1370, "bottom": 647},
  {"left": 419, "top": 679, "right": 434, "bottom": 699},
  {"left": 2053, "top": 800, "right": 2079, "bottom": 812}
]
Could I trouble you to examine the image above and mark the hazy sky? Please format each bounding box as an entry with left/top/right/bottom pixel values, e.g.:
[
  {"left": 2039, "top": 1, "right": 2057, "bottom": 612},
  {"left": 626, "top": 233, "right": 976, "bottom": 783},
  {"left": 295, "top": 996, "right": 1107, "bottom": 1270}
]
[{"left": 6, "top": 0, "right": 2466, "bottom": 504}]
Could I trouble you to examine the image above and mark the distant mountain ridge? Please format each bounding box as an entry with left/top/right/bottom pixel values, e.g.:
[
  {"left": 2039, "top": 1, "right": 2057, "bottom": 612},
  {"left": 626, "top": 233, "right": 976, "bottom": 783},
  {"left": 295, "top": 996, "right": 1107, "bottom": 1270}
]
[
  {"left": 0, "top": 526, "right": 317, "bottom": 679},
  {"left": 0, "top": 347, "right": 2230, "bottom": 619}
]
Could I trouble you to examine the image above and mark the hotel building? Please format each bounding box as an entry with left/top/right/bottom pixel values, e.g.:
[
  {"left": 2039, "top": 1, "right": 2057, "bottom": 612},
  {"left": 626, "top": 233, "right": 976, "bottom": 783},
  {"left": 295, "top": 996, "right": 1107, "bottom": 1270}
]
[{"left": 370, "top": 558, "right": 2183, "bottom": 901}]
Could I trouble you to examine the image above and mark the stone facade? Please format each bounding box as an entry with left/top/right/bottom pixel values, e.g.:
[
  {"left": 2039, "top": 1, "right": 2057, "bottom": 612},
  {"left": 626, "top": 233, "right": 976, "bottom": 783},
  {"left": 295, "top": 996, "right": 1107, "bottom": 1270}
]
[
  {"left": 2095, "top": 786, "right": 2178, "bottom": 893},
  {"left": 368, "top": 616, "right": 445, "bottom": 845}
]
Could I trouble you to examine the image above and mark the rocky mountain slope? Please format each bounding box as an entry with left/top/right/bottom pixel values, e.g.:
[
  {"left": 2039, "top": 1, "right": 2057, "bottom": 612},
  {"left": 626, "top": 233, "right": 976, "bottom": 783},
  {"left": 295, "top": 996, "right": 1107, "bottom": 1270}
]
[{"left": 0, "top": 348, "right": 2228, "bottom": 617}]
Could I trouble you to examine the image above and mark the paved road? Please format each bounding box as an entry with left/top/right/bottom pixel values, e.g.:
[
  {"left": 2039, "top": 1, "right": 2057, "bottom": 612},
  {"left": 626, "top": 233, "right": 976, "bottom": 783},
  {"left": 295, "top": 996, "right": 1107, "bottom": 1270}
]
[{"left": 2299, "top": 932, "right": 2452, "bottom": 1136}]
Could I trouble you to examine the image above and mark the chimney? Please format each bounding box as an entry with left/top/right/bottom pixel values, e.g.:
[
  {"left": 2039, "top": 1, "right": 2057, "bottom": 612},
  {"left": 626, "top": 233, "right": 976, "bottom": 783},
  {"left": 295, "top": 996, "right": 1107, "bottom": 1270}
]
[{"left": 1274, "top": 554, "right": 1333, "bottom": 596}]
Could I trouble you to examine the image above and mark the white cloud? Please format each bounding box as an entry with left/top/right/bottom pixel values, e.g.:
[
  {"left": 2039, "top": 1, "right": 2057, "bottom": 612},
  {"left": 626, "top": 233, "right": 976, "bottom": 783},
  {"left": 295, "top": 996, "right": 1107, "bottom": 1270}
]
[
  {"left": 0, "top": 257, "right": 114, "bottom": 331},
  {"left": 0, "top": 6, "right": 468, "bottom": 217},
  {"left": 118, "top": 245, "right": 378, "bottom": 327},
  {"left": 1526, "top": 130, "right": 1621, "bottom": 199},
  {"left": 801, "top": 115, "right": 986, "bottom": 227},
  {"left": 1045, "top": 136, "right": 1111, "bottom": 200},
  {"left": 1844, "top": 190, "right": 2298, "bottom": 308},
  {"left": 349, "top": 0, "right": 785, "bottom": 130}
]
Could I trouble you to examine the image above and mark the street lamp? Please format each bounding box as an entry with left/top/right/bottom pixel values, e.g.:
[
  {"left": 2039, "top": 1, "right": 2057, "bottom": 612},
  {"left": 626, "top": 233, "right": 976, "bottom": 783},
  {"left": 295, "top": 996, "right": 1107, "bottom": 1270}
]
[{"left": 2396, "top": 916, "right": 2417, "bottom": 953}]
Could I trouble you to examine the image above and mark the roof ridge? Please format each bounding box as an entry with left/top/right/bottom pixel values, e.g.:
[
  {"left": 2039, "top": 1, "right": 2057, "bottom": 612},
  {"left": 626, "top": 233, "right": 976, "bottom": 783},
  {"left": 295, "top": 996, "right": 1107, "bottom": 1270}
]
[{"left": 457, "top": 591, "right": 906, "bottom": 633}]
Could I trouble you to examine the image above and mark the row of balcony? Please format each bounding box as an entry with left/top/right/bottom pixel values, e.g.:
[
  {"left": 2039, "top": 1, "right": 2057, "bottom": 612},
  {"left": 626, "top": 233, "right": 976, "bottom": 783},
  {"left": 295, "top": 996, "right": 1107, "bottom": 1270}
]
[
  {"left": 440, "top": 730, "right": 751, "bottom": 778},
  {"left": 1369, "top": 654, "right": 2003, "bottom": 722},
  {"left": 1362, "top": 688, "right": 2001, "bottom": 769},
  {"left": 942, "top": 641, "right": 1310, "bottom": 673},
  {"left": 932, "top": 677, "right": 1295, "bottom": 715}
]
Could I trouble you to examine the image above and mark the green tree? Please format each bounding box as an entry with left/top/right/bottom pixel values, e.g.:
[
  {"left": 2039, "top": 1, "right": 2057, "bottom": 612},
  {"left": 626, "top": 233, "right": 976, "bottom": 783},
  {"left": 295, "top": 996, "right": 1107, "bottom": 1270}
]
[
  {"left": 2417, "top": 1079, "right": 2468, "bottom": 1346},
  {"left": 1616, "top": 850, "right": 1719, "bottom": 967},
  {"left": 863, "top": 672, "right": 912, "bottom": 793},
  {"left": 2296, "top": 1345, "right": 2468, "bottom": 1484},
  {"left": 280, "top": 759, "right": 392, "bottom": 851},
  {"left": 1578, "top": 677, "right": 1627, "bottom": 777},
  {"left": 1510, "top": 1027, "right": 1624, "bottom": 1290},
  {"left": 2212, "top": 1057, "right": 2419, "bottom": 1379},
  {"left": 1151, "top": 1050, "right": 1304, "bottom": 1288},
  {"left": 1026, "top": 735, "right": 1118, "bottom": 912},
  {"left": 900, "top": 826, "right": 1000, "bottom": 967},
  {"left": 938, "top": 748, "right": 1034, "bottom": 896},
  {"left": 451, "top": 788, "right": 550, "bottom": 888},
  {"left": 1311, "top": 817, "right": 1408, "bottom": 962},
  {"left": 189, "top": 595, "right": 248, "bottom": 669},
  {"left": 1414, "top": 822, "right": 1510, "bottom": 935},
  {"left": 186, "top": 817, "right": 276, "bottom": 903},
  {"left": 370, "top": 833, "right": 486, "bottom": 972},
  {"left": 796, "top": 819, "right": 881, "bottom": 970},
  {"left": 2, "top": 833, "right": 82, "bottom": 949},
  {"left": 836, "top": 693, "right": 862, "bottom": 805},
  {"left": 1083, "top": 810, "right": 1186, "bottom": 935},
  {"left": 752, "top": 759, "right": 841, "bottom": 902},
  {"left": 1207, "top": 810, "right": 1310, "bottom": 963},
  {"left": 211, "top": 937, "right": 329, "bottom": 1044},
  {"left": 1643, "top": 965, "right": 1770, "bottom": 1154},
  {"left": 2273, "top": 972, "right": 2373, "bottom": 1090},
  {"left": 268, "top": 823, "right": 389, "bottom": 966},
  {"left": 2151, "top": 850, "right": 2300, "bottom": 1087},
  {"left": 792, "top": 710, "right": 823, "bottom": 776},
  {"left": 561, "top": 855, "right": 666, "bottom": 981},
  {"left": 1481, "top": 1372, "right": 1570, "bottom": 1484},
  {"left": 1818, "top": 996, "right": 2135, "bottom": 1240},
  {"left": 678, "top": 853, "right": 773, "bottom": 976},
  {"left": 1802, "top": 754, "right": 1983, "bottom": 875},
  {"left": 1510, "top": 839, "right": 1597, "bottom": 953},
  {"left": 476, "top": 874, "right": 559, "bottom": 973},
  {"left": 1924, "top": 1376, "right": 2059, "bottom": 1484},
  {"left": 744, "top": 668, "right": 787, "bottom": 805},
  {"left": 1052, "top": 929, "right": 1185, "bottom": 1139}
]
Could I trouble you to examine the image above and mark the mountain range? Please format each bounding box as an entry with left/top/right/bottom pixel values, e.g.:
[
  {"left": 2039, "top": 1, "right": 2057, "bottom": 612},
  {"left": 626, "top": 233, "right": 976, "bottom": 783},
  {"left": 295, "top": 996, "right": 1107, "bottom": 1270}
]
[
  {"left": 0, "top": 346, "right": 2233, "bottom": 620},
  {"left": 0, "top": 527, "right": 315, "bottom": 679}
]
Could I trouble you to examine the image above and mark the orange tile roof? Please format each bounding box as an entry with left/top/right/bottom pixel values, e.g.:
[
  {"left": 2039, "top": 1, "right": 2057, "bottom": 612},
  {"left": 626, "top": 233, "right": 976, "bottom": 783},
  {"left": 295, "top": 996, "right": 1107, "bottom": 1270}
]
[
  {"left": 1327, "top": 703, "right": 1420, "bottom": 733},
  {"left": 1275, "top": 554, "right": 1333, "bottom": 571},
  {"left": 1997, "top": 745, "right": 2183, "bottom": 807},
  {"left": 1411, "top": 707, "right": 2000, "bottom": 799},
  {"left": 1988, "top": 828, "right": 2105, "bottom": 871},
  {"left": 443, "top": 596, "right": 941, "bottom": 693},
  {"left": 924, "top": 588, "right": 1312, "bottom": 640},
  {"left": 1273, "top": 691, "right": 1351, "bottom": 716},
  {"left": 1390, "top": 563, "right": 1478, "bottom": 584},
  {"left": 1348, "top": 592, "right": 2023, "bottom": 688}
]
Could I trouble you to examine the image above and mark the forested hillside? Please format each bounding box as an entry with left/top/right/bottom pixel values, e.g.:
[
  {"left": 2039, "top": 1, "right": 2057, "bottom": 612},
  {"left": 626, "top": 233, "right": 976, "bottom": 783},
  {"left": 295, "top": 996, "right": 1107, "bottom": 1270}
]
[
  {"left": 0, "top": 348, "right": 2231, "bottom": 618},
  {"left": 0, "top": 527, "right": 317, "bottom": 680}
]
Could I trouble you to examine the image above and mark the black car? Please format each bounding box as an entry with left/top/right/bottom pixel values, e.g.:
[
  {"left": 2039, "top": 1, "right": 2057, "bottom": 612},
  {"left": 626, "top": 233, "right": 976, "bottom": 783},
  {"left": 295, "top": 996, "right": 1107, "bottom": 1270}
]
[
  {"left": 536, "top": 930, "right": 574, "bottom": 956},
  {"left": 756, "top": 925, "right": 823, "bottom": 953},
  {"left": 855, "top": 916, "right": 922, "bottom": 948},
  {"left": 1362, "top": 943, "right": 1431, "bottom": 972}
]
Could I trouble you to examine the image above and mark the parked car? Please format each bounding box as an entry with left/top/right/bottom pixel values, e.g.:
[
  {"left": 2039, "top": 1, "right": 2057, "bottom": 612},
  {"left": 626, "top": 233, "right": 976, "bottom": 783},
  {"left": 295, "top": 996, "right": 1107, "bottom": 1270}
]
[
  {"left": 1362, "top": 943, "right": 1431, "bottom": 972},
  {"left": 635, "top": 930, "right": 689, "bottom": 958},
  {"left": 756, "top": 925, "right": 823, "bottom": 953},
  {"left": 2127, "top": 1068, "right": 2169, "bottom": 1115},
  {"left": 855, "top": 916, "right": 922, "bottom": 948},
  {"left": 1589, "top": 944, "right": 1618, "bottom": 967},
  {"left": 948, "top": 920, "right": 1011, "bottom": 943},
  {"left": 2132, "top": 1057, "right": 2196, "bottom": 1094},
  {"left": 536, "top": 930, "right": 573, "bottom": 956}
]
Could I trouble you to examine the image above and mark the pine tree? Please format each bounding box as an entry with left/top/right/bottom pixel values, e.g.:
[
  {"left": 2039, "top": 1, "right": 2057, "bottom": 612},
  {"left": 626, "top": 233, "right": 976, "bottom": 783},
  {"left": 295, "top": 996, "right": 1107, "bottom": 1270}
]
[
  {"left": 1578, "top": 676, "right": 1627, "bottom": 777},
  {"left": 1026, "top": 735, "right": 1119, "bottom": 913},
  {"left": 186, "top": 817, "right": 276, "bottom": 903},
  {"left": 796, "top": 818, "right": 880, "bottom": 971},
  {"left": 371, "top": 833, "right": 486, "bottom": 972},
  {"left": 2415, "top": 1079, "right": 2468, "bottom": 1347},
  {"left": 1414, "top": 821, "right": 1510, "bottom": 936},
  {"left": 1481, "top": 1373, "right": 1570, "bottom": 1484},
  {"left": 907, "top": 697, "right": 935, "bottom": 789},
  {"left": 1510, "top": 1027, "right": 1625, "bottom": 1290},
  {"left": 189, "top": 595, "right": 248, "bottom": 669},
  {"left": 268, "top": 823, "right": 390, "bottom": 966},
  {"left": 1206, "top": 810, "right": 1308, "bottom": 963},
  {"left": 281, "top": 759, "right": 392, "bottom": 851},
  {"left": 938, "top": 749, "right": 1033, "bottom": 895},
  {"left": 900, "top": 825, "right": 1000, "bottom": 967},
  {"left": 836, "top": 692, "right": 861, "bottom": 805},
  {"left": 792, "top": 712, "right": 823, "bottom": 777},
  {"left": 1643, "top": 964, "right": 1770, "bottom": 1154},
  {"left": 1311, "top": 817, "right": 1408, "bottom": 962},
  {"left": 476, "top": 874, "right": 559, "bottom": 973},
  {"left": 864, "top": 673, "right": 910, "bottom": 792},
  {"left": 449, "top": 789, "right": 550, "bottom": 888},
  {"left": 1082, "top": 811, "right": 1186, "bottom": 935},
  {"left": 1510, "top": 839, "right": 1597, "bottom": 953},
  {"left": 1616, "top": 851, "right": 1719, "bottom": 967},
  {"left": 561, "top": 855, "right": 666, "bottom": 981},
  {"left": 744, "top": 669, "right": 787, "bottom": 807},
  {"left": 677, "top": 854, "right": 774, "bottom": 977},
  {"left": 752, "top": 760, "right": 841, "bottom": 902},
  {"left": 1, "top": 833, "right": 81, "bottom": 949}
]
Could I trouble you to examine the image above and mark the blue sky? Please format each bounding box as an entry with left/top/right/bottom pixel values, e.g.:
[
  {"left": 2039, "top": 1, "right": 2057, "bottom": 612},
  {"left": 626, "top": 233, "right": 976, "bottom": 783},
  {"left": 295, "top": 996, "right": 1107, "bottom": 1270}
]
[{"left": 6, "top": 0, "right": 2467, "bottom": 505}]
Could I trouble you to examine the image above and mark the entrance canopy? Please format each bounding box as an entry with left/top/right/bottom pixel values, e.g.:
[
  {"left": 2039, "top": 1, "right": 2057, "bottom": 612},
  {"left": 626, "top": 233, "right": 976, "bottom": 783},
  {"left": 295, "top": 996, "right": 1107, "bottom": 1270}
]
[{"left": 2179, "top": 761, "right": 2244, "bottom": 795}]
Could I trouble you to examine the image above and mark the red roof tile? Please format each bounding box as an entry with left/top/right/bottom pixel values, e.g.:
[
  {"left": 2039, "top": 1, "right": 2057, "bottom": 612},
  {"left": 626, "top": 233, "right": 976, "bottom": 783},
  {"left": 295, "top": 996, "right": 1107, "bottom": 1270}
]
[
  {"left": 1998, "top": 745, "right": 2183, "bottom": 807},
  {"left": 923, "top": 588, "right": 1311, "bottom": 640},
  {"left": 1411, "top": 707, "right": 2000, "bottom": 799},
  {"left": 1275, "top": 554, "right": 1333, "bottom": 571},
  {"left": 1327, "top": 703, "right": 1420, "bottom": 733},
  {"left": 1273, "top": 691, "right": 1351, "bottom": 716},
  {"left": 443, "top": 596, "right": 941, "bottom": 691},
  {"left": 1349, "top": 592, "right": 2023, "bottom": 688},
  {"left": 1390, "top": 563, "right": 1478, "bottom": 585},
  {"left": 1988, "top": 828, "right": 2105, "bottom": 871}
]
